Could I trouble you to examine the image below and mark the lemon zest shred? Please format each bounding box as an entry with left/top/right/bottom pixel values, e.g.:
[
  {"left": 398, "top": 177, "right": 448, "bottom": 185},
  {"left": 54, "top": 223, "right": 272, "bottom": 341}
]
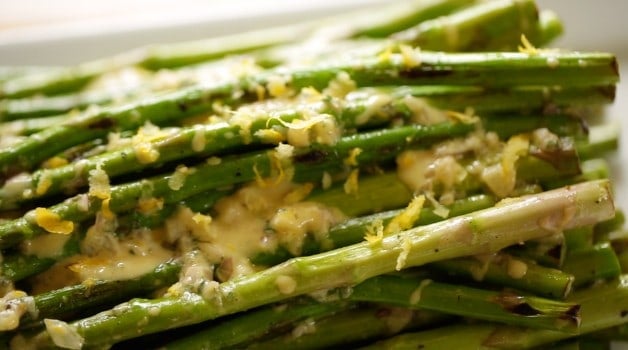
[
  {"left": 385, "top": 195, "right": 426, "bottom": 235},
  {"left": 252, "top": 164, "right": 269, "bottom": 188},
  {"left": 344, "top": 148, "right": 363, "bottom": 167},
  {"left": 42, "top": 156, "right": 68, "bottom": 169},
  {"left": 100, "top": 198, "right": 115, "bottom": 220},
  {"left": 518, "top": 34, "right": 539, "bottom": 55},
  {"left": 364, "top": 219, "right": 384, "bottom": 244},
  {"left": 34, "top": 207, "right": 74, "bottom": 235},
  {"left": 35, "top": 175, "right": 52, "bottom": 196},
  {"left": 446, "top": 109, "right": 479, "bottom": 124}
]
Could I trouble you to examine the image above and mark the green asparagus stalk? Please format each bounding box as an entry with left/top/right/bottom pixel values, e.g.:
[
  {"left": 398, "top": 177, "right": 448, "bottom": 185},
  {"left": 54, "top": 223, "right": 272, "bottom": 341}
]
[
  {"left": 0, "top": 87, "right": 423, "bottom": 208},
  {"left": 0, "top": 66, "right": 61, "bottom": 84},
  {"left": 347, "top": 274, "right": 580, "bottom": 330},
  {"left": 506, "top": 217, "right": 571, "bottom": 268},
  {"left": 252, "top": 191, "right": 495, "bottom": 266},
  {"left": 339, "top": 0, "right": 477, "bottom": 39},
  {"left": 360, "top": 275, "right": 628, "bottom": 349},
  {"left": 536, "top": 10, "right": 564, "bottom": 47},
  {"left": 2, "top": 76, "right": 614, "bottom": 125},
  {"left": 576, "top": 123, "right": 620, "bottom": 160},
  {"left": 253, "top": 136, "right": 587, "bottom": 266},
  {"left": 0, "top": 0, "right": 475, "bottom": 99},
  {"left": 596, "top": 211, "right": 626, "bottom": 241},
  {"left": 0, "top": 88, "right": 594, "bottom": 209},
  {"left": 18, "top": 260, "right": 181, "bottom": 329},
  {"left": 0, "top": 121, "right": 473, "bottom": 247},
  {"left": 163, "top": 299, "right": 351, "bottom": 350},
  {"left": 0, "top": 233, "right": 79, "bottom": 282},
  {"left": 562, "top": 243, "right": 622, "bottom": 287},
  {"left": 245, "top": 308, "right": 449, "bottom": 350},
  {"left": 0, "top": 26, "right": 302, "bottom": 99},
  {"left": 392, "top": 0, "right": 548, "bottom": 52},
  {"left": 429, "top": 253, "right": 575, "bottom": 299},
  {"left": 564, "top": 226, "right": 594, "bottom": 251},
  {"left": 538, "top": 339, "right": 612, "bottom": 350},
  {"left": 0, "top": 90, "right": 133, "bottom": 120},
  {"left": 0, "top": 115, "right": 67, "bottom": 136},
  {"left": 544, "top": 158, "right": 610, "bottom": 190},
  {"left": 0, "top": 188, "right": 229, "bottom": 283},
  {"left": 0, "top": 50, "right": 617, "bottom": 176},
  {"left": 404, "top": 84, "right": 616, "bottom": 118},
  {"left": 21, "top": 180, "right": 615, "bottom": 347}
]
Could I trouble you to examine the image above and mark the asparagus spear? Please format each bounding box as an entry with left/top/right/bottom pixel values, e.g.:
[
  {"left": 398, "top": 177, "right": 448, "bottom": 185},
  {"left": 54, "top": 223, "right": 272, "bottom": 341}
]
[
  {"left": 18, "top": 260, "right": 181, "bottom": 329},
  {"left": 0, "top": 82, "right": 614, "bottom": 129},
  {"left": 361, "top": 274, "right": 628, "bottom": 349},
  {"left": 0, "top": 50, "right": 617, "bottom": 176},
  {"left": 0, "top": 115, "right": 66, "bottom": 136},
  {"left": 0, "top": 233, "right": 80, "bottom": 282},
  {"left": 562, "top": 242, "right": 622, "bottom": 287},
  {"left": 393, "top": 0, "right": 548, "bottom": 52},
  {"left": 0, "top": 0, "right": 475, "bottom": 99},
  {"left": 346, "top": 274, "right": 580, "bottom": 330},
  {"left": 252, "top": 191, "right": 495, "bottom": 266},
  {"left": 21, "top": 180, "right": 615, "bottom": 347},
  {"left": 244, "top": 308, "right": 449, "bottom": 350},
  {"left": 0, "top": 86, "right": 595, "bottom": 204},
  {"left": 162, "top": 299, "right": 351, "bottom": 350},
  {"left": 0, "top": 120, "right": 474, "bottom": 247},
  {"left": 429, "top": 253, "right": 575, "bottom": 299},
  {"left": 0, "top": 188, "right": 229, "bottom": 283},
  {"left": 0, "top": 66, "right": 61, "bottom": 84},
  {"left": 0, "top": 87, "right": 420, "bottom": 208}
]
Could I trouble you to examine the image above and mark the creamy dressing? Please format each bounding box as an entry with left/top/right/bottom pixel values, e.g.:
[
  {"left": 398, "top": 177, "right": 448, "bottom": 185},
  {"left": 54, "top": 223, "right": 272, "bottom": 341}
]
[
  {"left": 70, "top": 230, "right": 174, "bottom": 282},
  {"left": 20, "top": 233, "right": 70, "bottom": 259}
]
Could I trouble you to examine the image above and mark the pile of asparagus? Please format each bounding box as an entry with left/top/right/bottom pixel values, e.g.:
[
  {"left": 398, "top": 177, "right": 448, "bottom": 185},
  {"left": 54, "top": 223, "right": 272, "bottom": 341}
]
[{"left": 0, "top": 0, "right": 625, "bottom": 348}]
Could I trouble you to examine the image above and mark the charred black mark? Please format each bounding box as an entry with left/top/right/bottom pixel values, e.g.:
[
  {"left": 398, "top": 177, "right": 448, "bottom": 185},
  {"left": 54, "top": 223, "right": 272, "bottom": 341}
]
[
  {"left": 376, "top": 308, "right": 392, "bottom": 318},
  {"left": 86, "top": 117, "right": 115, "bottom": 130},
  {"left": 547, "top": 244, "right": 563, "bottom": 261},
  {"left": 611, "top": 57, "right": 620, "bottom": 77},
  {"left": 621, "top": 310, "right": 628, "bottom": 317},
  {"left": 529, "top": 146, "right": 578, "bottom": 173},
  {"left": 177, "top": 101, "right": 188, "bottom": 112},
  {"left": 377, "top": 144, "right": 401, "bottom": 157},
  {"left": 508, "top": 302, "right": 540, "bottom": 316},
  {"left": 598, "top": 84, "right": 617, "bottom": 100},
  {"left": 235, "top": 170, "right": 242, "bottom": 177},
  {"left": 561, "top": 305, "right": 581, "bottom": 325},
  {"left": 495, "top": 293, "right": 541, "bottom": 317},
  {"left": 398, "top": 65, "right": 455, "bottom": 80},
  {"left": 294, "top": 150, "right": 328, "bottom": 164}
]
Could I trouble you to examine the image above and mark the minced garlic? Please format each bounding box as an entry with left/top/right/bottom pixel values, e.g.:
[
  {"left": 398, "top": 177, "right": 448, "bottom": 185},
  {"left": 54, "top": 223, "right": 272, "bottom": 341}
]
[
  {"left": 399, "top": 44, "right": 421, "bottom": 68},
  {"left": 44, "top": 319, "right": 84, "bottom": 350},
  {"left": 275, "top": 275, "right": 297, "bottom": 295},
  {"left": 323, "top": 71, "right": 356, "bottom": 98},
  {"left": 168, "top": 165, "right": 194, "bottom": 191},
  {"left": 87, "top": 164, "right": 110, "bottom": 200}
]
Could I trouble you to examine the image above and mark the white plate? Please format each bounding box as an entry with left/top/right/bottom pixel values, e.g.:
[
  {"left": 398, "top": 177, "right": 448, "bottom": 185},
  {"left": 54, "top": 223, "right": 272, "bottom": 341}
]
[{"left": 0, "top": 1, "right": 626, "bottom": 348}]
